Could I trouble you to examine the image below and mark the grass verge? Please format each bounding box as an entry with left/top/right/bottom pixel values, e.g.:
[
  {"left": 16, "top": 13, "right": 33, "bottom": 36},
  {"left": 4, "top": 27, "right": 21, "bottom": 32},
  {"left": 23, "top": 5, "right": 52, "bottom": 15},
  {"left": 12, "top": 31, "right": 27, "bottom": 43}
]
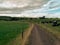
[{"left": 39, "top": 23, "right": 60, "bottom": 40}]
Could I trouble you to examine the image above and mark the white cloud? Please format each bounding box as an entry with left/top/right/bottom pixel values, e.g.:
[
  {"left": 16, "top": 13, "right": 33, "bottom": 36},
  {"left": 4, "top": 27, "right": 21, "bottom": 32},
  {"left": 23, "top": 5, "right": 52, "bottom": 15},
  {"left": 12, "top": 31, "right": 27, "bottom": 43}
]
[
  {"left": 0, "top": 0, "right": 29, "bottom": 8},
  {"left": 0, "top": 0, "right": 60, "bottom": 18},
  {"left": 20, "top": 0, "right": 60, "bottom": 18}
]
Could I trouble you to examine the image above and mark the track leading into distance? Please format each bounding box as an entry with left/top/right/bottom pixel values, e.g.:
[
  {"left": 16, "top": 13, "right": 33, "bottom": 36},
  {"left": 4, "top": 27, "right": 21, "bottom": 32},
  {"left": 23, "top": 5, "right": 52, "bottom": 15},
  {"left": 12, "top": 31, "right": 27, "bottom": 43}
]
[{"left": 28, "top": 24, "right": 60, "bottom": 45}]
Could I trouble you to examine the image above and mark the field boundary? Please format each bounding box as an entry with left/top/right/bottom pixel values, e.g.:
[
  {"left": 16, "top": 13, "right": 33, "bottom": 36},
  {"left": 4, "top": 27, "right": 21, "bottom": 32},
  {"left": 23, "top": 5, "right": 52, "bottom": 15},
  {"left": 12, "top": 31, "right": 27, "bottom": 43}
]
[
  {"left": 6, "top": 22, "right": 32, "bottom": 45},
  {"left": 21, "top": 23, "right": 34, "bottom": 45}
]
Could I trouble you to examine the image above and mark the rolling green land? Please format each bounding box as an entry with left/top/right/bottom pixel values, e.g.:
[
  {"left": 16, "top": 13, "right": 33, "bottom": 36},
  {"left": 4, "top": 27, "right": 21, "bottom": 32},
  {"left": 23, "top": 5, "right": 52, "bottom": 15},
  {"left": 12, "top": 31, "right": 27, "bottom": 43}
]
[
  {"left": 0, "top": 21, "right": 29, "bottom": 45},
  {"left": 0, "top": 16, "right": 60, "bottom": 45}
]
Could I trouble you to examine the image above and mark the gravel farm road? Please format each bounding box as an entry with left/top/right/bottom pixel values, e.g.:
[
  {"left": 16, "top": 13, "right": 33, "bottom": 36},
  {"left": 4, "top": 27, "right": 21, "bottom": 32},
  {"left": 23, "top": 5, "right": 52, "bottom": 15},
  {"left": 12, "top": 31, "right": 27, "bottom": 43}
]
[{"left": 28, "top": 24, "right": 60, "bottom": 45}]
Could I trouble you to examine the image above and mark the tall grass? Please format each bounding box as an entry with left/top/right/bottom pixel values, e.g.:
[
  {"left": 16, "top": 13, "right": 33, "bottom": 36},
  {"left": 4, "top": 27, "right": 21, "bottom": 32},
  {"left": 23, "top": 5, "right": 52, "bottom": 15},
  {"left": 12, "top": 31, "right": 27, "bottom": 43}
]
[{"left": 0, "top": 21, "right": 29, "bottom": 45}]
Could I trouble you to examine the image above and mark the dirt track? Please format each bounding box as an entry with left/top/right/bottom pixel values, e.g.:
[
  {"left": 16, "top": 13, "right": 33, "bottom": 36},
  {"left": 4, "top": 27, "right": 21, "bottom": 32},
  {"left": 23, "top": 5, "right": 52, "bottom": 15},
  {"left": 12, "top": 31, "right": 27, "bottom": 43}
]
[{"left": 28, "top": 24, "right": 60, "bottom": 45}]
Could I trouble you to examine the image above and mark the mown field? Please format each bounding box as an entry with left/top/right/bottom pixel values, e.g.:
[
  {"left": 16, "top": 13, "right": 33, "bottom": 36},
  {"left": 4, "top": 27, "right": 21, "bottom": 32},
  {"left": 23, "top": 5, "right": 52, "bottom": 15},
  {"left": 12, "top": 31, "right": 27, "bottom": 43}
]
[{"left": 0, "top": 21, "right": 29, "bottom": 45}]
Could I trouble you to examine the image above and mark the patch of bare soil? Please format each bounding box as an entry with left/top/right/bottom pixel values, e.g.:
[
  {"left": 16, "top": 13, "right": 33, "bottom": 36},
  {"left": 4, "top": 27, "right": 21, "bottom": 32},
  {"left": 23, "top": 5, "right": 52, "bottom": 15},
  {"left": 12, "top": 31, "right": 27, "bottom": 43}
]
[{"left": 28, "top": 24, "right": 60, "bottom": 45}]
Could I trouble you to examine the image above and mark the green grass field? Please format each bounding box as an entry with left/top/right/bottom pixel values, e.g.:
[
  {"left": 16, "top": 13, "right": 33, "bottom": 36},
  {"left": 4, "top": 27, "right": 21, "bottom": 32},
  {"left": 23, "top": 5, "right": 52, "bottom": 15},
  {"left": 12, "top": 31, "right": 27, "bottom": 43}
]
[{"left": 0, "top": 21, "right": 29, "bottom": 45}]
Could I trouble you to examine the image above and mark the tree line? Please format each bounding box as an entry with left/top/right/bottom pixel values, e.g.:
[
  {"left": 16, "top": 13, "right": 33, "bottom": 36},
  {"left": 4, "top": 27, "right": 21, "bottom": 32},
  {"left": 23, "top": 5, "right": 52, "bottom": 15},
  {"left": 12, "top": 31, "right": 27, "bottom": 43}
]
[{"left": 0, "top": 16, "right": 41, "bottom": 21}]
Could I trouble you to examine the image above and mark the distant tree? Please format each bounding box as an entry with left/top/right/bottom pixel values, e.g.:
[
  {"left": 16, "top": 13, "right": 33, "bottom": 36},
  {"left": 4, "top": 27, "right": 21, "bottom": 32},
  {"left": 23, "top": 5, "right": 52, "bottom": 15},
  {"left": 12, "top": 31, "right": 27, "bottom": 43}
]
[
  {"left": 52, "top": 21, "right": 58, "bottom": 26},
  {"left": 0, "top": 16, "right": 11, "bottom": 21},
  {"left": 11, "top": 17, "right": 19, "bottom": 21},
  {"left": 39, "top": 16, "right": 45, "bottom": 19},
  {"left": 42, "top": 16, "right": 45, "bottom": 19}
]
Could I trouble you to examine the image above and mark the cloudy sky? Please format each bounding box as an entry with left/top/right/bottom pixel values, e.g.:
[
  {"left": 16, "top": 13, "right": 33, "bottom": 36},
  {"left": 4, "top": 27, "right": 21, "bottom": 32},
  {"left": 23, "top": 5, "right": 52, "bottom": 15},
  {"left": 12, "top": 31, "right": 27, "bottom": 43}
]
[{"left": 0, "top": 0, "right": 60, "bottom": 18}]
